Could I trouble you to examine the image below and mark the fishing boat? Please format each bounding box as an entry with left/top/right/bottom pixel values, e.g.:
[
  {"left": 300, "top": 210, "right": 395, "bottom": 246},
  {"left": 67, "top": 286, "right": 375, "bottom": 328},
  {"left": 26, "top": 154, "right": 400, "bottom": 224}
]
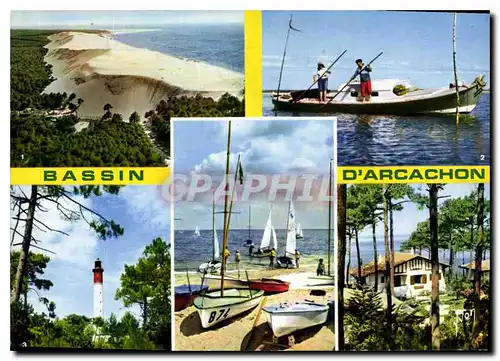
[
  {"left": 193, "top": 121, "right": 264, "bottom": 329},
  {"left": 249, "top": 278, "right": 290, "bottom": 293},
  {"left": 272, "top": 75, "right": 487, "bottom": 115},
  {"left": 194, "top": 288, "right": 265, "bottom": 328},
  {"left": 296, "top": 223, "right": 304, "bottom": 239},
  {"left": 194, "top": 226, "right": 201, "bottom": 236},
  {"left": 262, "top": 301, "right": 329, "bottom": 337},
  {"left": 175, "top": 284, "right": 209, "bottom": 311},
  {"left": 277, "top": 201, "right": 297, "bottom": 268},
  {"left": 199, "top": 195, "right": 222, "bottom": 275},
  {"left": 252, "top": 208, "right": 278, "bottom": 259}
]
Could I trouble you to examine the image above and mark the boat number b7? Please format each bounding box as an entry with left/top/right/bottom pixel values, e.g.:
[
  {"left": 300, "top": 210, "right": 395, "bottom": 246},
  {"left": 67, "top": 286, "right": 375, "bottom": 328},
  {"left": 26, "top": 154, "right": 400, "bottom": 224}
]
[{"left": 208, "top": 308, "right": 231, "bottom": 323}]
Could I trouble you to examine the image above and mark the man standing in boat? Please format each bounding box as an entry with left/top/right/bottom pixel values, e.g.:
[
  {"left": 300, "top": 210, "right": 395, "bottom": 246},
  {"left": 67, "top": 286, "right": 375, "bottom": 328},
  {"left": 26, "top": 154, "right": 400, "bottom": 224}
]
[
  {"left": 353, "top": 58, "right": 372, "bottom": 102},
  {"left": 314, "top": 62, "right": 331, "bottom": 103}
]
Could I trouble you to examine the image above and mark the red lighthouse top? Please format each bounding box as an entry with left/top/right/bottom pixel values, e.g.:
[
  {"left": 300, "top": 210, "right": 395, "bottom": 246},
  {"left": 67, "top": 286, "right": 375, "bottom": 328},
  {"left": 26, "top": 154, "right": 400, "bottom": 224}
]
[{"left": 92, "top": 258, "right": 104, "bottom": 284}]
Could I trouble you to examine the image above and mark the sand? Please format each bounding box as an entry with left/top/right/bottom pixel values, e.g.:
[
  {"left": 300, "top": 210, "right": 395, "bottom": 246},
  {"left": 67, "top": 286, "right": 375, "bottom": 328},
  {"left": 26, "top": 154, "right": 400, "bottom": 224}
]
[
  {"left": 43, "top": 32, "right": 244, "bottom": 120},
  {"left": 174, "top": 267, "right": 334, "bottom": 351}
]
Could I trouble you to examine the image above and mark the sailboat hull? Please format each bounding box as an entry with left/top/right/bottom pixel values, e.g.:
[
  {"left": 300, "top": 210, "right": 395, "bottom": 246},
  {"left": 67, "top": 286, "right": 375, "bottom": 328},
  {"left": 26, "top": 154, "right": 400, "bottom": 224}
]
[
  {"left": 194, "top": 289, "right": 264, "bottom": 328},
  {"left": 262, "top": 302, "right": 329, "bottom": 337}
]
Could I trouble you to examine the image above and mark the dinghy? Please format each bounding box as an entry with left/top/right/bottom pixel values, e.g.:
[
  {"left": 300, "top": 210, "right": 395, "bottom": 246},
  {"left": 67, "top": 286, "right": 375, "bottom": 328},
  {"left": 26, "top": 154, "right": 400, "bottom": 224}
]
[
  {"left": 194, "top": 288, "right": 265, "bottom": 328},
  {"left": 277, "top": 201, "right": 297, "bottom": 268},
  {"left": 199, "top": 195, "right": 223, "bottom": 274},
  {"left": 272, "top": 76, "right": 486, "bottom": 115},
  {"left": 296, "top": 223, "right": 304, "bottom": 239},
  {"left": 249, "top": 278, "right": 290, "bottom": 293},
  {"left": 262, "top": 301, "right": 329, "bottom": 337},
  {"left": 252, "top": 209, "right": 278, "bottom": 258},
  {"left": 194, "top": 226, "right": 201, "bottom": 236},
  {"left": 175, "top": 284, "right": 209, "bottom": 311},
  {"left": 203, "top": 274, "right": 249, "bottom": 290}
]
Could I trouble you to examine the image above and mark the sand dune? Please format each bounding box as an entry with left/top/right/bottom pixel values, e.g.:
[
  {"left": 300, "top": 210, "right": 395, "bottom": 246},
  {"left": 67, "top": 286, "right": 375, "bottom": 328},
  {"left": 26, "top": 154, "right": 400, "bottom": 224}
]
[{"left": 43, "top": 32, "right": 244, "bottom": 119}]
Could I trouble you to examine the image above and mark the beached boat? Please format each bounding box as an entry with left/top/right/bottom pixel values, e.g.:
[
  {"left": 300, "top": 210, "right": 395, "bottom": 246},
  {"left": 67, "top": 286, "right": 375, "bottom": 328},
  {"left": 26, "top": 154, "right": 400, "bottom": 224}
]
[
  {"left": 194, "top": 288, "right": 265, "bottom": 328},
  {"left": 203, "top": 274, "right": 249, "bottom": 290},
  {"left": 272, "top": 76, "right": 487, "bottom": 115},
  {"left": 175, "top": 284, "right": 209, "bottom": 311},
  {"left": 194, "top": 226, "right": 201, "bottom": 236},
  {"left": 249, "top": 278, "right": 290, "bottom": 293},
  {"left": 296, "top": 223, "right": 304, "bottom": 239},
  {"left": 262, "top": 301, "right": 329, "bottom": 337},
  {"left": 277, "top": 201, "right": 297, "bottom": 268},
  {"left": 252, "top": 209, "right": 278, "bottom": 258},
  {"left": 199, "top": 196, "right": 222, "bottom": 274}
]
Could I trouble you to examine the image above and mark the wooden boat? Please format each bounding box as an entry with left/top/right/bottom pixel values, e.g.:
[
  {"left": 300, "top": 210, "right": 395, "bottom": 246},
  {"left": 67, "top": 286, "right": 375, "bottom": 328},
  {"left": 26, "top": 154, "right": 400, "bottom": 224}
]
[
  {"left": 249, "top": 278, "right": 290, "bottom": 293},
  {"left": 272, "top": 76, "right": 486, "bottom": 115},
  {"left": 174, "top": 284, "right": 209, "bottom": 311},
  {"left": 262, "top": 301, "right": 329, "bottom": 337},
  {"left": 194, "top": 288, "right": 265, "bottom": 328},
  {"left": 203, "top": 274, "right": 249, "bottom": 290}
]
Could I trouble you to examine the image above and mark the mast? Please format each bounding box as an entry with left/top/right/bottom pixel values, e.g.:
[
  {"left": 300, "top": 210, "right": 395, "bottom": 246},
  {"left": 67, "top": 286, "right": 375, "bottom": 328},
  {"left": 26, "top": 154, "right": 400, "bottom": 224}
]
[
  {"left": 328, "top": 159, "right": 333, "bottom": 276},
  {"left": 452, "top": 13, "right": 460, "bottom": 124},
  {"left": 212, "top": 192, "right": 216, "bottom": 260},
  {"left": 248, "top": 204, "right": 251, "bottom": 240},
  {"left": 220, "top": 121, "right": 232, "bottom": 295},
  {"left": 276, "top": 14, "right": 293, "bottom": 100},
  {"left": 285, "top": 200, "right": 291, "bottom": 257}
]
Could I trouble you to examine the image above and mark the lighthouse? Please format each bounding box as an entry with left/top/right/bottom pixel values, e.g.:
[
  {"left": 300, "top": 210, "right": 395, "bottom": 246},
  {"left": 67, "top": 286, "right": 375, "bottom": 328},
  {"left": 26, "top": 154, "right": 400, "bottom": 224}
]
[{"left": 92, "top": 258, "right": 104, "bottom": 319}]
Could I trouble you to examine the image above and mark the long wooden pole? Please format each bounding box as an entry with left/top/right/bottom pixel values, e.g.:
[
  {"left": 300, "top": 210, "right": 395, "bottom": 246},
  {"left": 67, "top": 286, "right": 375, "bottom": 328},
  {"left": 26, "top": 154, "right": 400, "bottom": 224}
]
[
  {"left": 453, "top": 13, "right": 460, "bottom": 124},
  {"left": 220, "top": 121, "right": 232, "bottom": 296},
  {"left": 276, "top": 15, "right": 293, "bottom": 101},
  {"left": 285, "top": 200, "right": 291, "bottom": 257},
  {"left": 327, "top": 159, "right": 333, "bottom": 276},
  {"left": 212, "top": 192, "right": 216, "bottom": 260}
]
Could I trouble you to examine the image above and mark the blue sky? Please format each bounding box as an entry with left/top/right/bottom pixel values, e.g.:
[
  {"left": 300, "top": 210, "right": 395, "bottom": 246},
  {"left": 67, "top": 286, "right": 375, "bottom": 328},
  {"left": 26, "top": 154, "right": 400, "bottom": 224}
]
[
  {"left": 11, "top": 186, "right": 170, "bottom": 320},
  {"left": 359, "top": 183, "right": 491, "bottom": 241},
  {"left": 11, "top": 10, "right": 243, "bottom": 28},
  {"left": 173, "top": 119, "right": 335, "bottom": 230},
  {"left": 263, "top": 11, "right": 490, "bottom": 90}
]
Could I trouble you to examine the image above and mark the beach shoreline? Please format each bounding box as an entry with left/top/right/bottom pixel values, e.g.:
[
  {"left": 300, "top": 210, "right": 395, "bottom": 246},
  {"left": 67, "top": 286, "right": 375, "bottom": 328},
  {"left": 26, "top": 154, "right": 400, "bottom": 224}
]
[{"left": 43, "top": 31, "right": 244, "bottom": 120}]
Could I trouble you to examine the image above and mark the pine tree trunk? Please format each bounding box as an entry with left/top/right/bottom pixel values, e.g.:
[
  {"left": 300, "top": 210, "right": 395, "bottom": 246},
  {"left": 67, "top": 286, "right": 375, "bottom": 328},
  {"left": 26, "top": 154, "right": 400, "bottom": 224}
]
[
  {"left": 389, "top": 199, "right": 395, "bottom": 297},
  {"left": 449, "top": 228, "right": 454, "bottom": 278},
  {"left": 429, "top": 184, "right": 440, "bottom": 350},
  {"left": 346, "top": 232, "right": 352, "bottom": 285},
  {"left": 472, "top": 183, "right": 485, "bottom": 341},
  {"left": 355, "top": 227, "right": 362, "bottom": 284},
  {"left": 383, "top": 187, "right": 392, "bottom": 330},
  {"left": 372, "top": 220, "right": 378, "bottom": 291},
  {"left": 11, "top": 185, "right": 38, "bottom": 304},
  {"left": 337, "top": 185, "right": 347, "bottom": 350}
]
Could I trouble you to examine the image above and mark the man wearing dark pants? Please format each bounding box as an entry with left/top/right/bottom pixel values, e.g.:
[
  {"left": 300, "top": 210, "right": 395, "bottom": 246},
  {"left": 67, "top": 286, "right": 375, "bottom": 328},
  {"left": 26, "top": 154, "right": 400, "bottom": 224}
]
[{"left": 353, "top": 59, "right": 372, "bottom": 102}]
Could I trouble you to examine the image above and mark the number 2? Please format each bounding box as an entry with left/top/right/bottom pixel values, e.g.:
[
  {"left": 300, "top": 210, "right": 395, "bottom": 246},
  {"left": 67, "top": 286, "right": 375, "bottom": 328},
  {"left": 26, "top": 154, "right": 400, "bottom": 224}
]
[{"left": 480, "top": 154, "right": 485, "bottom": 160}]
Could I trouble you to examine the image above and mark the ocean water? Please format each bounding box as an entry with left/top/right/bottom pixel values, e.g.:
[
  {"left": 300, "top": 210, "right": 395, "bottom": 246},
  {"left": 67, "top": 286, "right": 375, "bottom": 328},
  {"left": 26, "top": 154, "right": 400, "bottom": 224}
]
[
  {"left": 174, "top": 228, "right": 333, "bottom": 271},
  {"left": 263, "top": 93, "right": 490, "bottom": 166},
  {"left": 115, "top": 24, "right": 244, "bottom": 73}
]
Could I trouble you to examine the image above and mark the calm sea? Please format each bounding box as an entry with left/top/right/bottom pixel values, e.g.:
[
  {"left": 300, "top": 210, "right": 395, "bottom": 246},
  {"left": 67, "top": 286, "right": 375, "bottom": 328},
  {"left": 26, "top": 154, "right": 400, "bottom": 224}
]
[
  {"left": 115, "top": 24, "right": 244, "bottom": 73},
  {"left": 263, "top": 93, "right": 490, "bottom": 166},
  {"left": 174, "top": 228, "right": 333, "bottom": 271}
]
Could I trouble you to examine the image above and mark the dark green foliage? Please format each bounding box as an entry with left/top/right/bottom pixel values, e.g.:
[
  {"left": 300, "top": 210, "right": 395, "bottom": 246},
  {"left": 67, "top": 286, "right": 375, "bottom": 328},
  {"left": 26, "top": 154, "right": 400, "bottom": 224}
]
[{"left": 10, "top": 251, "right": 53, "bottom": 296}]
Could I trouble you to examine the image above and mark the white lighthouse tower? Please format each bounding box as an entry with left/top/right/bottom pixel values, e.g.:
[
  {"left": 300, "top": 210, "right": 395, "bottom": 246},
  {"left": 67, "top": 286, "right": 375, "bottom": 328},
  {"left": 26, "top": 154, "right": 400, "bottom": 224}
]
[{"left": 92, "top": 258, "right": 104, "bottom": 319}]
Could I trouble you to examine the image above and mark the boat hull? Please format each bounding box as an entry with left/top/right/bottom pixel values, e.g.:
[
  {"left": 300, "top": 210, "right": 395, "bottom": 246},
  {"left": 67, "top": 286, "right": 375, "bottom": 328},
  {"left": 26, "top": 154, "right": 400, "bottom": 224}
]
[
  {"left": 203, "top": 275, "right": 249, "bottom": 290},
  {"left": 194, "top": 289, "right": 265, "bottom": 328},
  {"left": 249, "top": 279, "right": 290, "bottom": 293},
  {"left": 272, "top": 83, "right": 484, "bottom": 115},
  {"left": 262, "top": 303, "right": 329, "bottom": 337},
  {"left": 174, "top": 284, "right": 209, "bottom": 312}
]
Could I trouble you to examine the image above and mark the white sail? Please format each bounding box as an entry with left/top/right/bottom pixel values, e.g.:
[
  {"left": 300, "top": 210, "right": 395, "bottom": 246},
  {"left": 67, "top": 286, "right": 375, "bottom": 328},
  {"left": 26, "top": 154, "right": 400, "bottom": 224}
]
[
  {"left": 213, "top": 228, "right": 219, "bottom": 260},
  {"left": 194, "top": 226, "right": 200, "bottom": 236},
  {"left": 271, "top": 226, "right": 278, "bottom": 250},
  {"left": 260, "top": 210, "right": 273, "bottom": 249},
  {"left": 286, "top": 201, "right": 297, "bottom": 255}
]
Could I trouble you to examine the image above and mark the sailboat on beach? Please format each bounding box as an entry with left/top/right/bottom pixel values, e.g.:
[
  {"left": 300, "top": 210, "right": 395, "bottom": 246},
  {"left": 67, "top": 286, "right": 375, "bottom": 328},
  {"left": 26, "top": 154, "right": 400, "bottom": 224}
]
[
  {"left": 277, "top": 200, "right": 297, "bottom": 268},
  {"left": 198, "top": 193, "right": 222, "bottom": 275},
  {"left": 252, "top": 208, "right": 278, "bottom": 258},
  {"left": 193, "top": 121, "right": 264, "bottom": 328}
]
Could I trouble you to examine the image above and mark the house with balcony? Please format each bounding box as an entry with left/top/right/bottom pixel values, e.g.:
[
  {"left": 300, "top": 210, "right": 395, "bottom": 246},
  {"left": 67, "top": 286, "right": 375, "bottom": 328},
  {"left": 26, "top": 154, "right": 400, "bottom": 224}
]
[{"left": 349, "top": 251, "right": 449, "bottom": 299}]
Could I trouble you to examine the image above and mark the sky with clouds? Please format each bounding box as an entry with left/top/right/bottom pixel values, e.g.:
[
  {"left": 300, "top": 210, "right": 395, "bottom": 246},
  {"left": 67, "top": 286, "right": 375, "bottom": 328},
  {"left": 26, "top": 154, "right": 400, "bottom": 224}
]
[
  {"left": 10, "top": 186, "right": 170, "bottom": 320},
  {"left": 11, "top": 10, "right": 243, "bottom": 28},
  {"left": 263, "top": 11, "right": 490, "bottom": 90},
  {"left": 173, "top": 119, "right": 335, "bottom": 231}
]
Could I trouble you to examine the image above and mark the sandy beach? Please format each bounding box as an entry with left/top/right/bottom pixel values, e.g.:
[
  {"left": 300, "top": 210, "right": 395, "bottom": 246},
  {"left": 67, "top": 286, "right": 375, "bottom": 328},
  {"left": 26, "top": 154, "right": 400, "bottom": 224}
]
[
  {"left": 174, "top": 266, "right": 334, "bottom": 351},
  {"left": 43, "top": 31, "right": 244, "bottom": 119}
]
